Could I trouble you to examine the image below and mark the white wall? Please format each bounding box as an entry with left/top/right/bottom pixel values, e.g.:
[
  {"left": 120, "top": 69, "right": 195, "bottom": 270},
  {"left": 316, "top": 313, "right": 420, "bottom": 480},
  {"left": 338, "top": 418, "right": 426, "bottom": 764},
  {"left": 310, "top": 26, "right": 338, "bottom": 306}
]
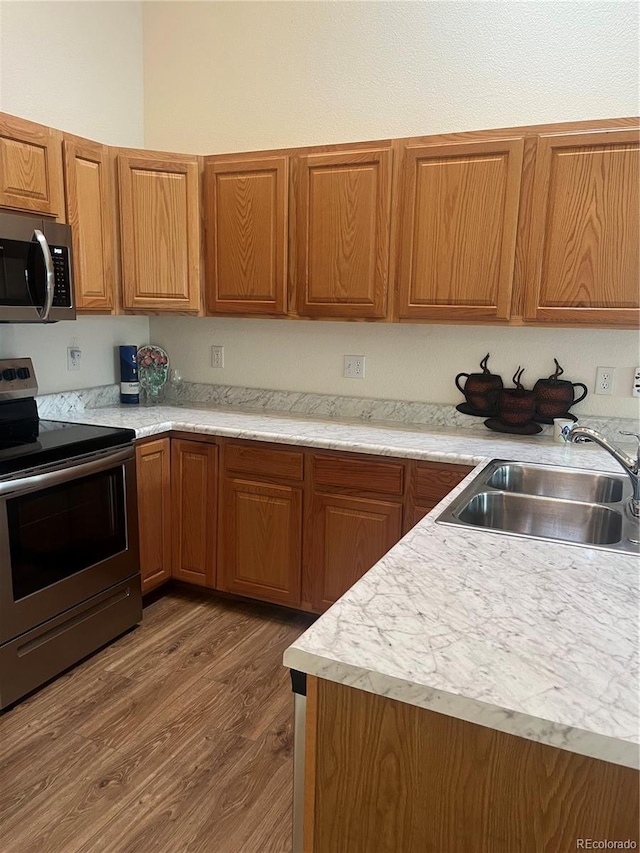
[
  {"left": 0, "top": 317, "right": 149, "bottom": 394},
  {"left": 143, "top": 1, "right": 639, "bottom": 154},
  {"left": 150, "top": 317, "right": 639, "bottom": 419},
  {"left": 0, "top": 1, "right": 148, "bottom": 394},
  {"left": 145, "top": 1, "right": 639, "bottom": 419},
  {"left": 0, "top": 1, "right": 144, "bottom": 146}
]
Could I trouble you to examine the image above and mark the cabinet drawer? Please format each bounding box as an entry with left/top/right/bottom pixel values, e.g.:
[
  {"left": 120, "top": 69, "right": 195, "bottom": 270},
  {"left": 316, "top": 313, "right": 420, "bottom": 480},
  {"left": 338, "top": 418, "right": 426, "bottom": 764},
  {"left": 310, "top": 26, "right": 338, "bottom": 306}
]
[
  {"left": 313, "top": 454, "right": 404, "bottom": 496},
  {"left": 414, "top": 462, "right": 472, "bottom": 504},
  {"left": 224, "top": 442, "right": 304, "bottom": 481}
]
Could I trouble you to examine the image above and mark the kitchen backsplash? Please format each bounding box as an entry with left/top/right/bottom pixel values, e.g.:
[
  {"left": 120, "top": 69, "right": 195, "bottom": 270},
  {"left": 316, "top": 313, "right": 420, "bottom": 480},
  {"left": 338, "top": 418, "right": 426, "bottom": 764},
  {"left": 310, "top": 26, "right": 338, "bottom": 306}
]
[{"left": 36, "top": 381, "right": 638, "bottom": 442}]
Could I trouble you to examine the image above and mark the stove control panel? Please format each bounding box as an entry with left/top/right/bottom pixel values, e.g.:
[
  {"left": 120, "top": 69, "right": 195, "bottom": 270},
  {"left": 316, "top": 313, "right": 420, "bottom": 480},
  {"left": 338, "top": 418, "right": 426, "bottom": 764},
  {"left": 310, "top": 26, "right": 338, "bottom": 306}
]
[{"left": 0, "top": 358, "right": 38, "bottom": 401}]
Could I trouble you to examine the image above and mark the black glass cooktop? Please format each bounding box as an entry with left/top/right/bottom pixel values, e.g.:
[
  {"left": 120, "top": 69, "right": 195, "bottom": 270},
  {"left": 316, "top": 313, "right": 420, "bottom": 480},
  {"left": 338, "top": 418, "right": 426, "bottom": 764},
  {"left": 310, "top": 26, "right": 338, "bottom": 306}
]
[{"left": 0, "top": 418, "right": 136, "bottom": 477}]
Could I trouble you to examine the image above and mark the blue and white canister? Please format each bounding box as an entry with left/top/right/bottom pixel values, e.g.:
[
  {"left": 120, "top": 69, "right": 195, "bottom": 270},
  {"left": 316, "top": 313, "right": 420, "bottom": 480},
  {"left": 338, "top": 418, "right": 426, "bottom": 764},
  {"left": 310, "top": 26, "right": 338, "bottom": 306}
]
[{"left": 119, "top": 345, "right": 140, "bottom": 405}]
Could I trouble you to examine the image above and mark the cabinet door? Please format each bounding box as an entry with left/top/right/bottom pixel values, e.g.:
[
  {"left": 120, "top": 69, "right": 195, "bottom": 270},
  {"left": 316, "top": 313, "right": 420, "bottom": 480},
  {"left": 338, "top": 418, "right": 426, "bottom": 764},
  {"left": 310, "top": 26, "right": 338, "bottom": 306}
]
[
  {"left": 307, "top": 493, "right": 402, "bottom": 612},
  {"left": 205, "top": 157, "right": 288, "bottom": 315},
  {"left": 172, "top": 439, "right": 218, "bottom": 588},
  {"left": 525, "top": 129, "right": 640, "bottom": 326},
  {"left": 396, "top": 138, "right": 524, "bottom": 321},
  {"left": 293, "top": 148, "right": 392, "bottom": 318},
  {"left": 220, "top": 477, "right": 302, "bottom": 607},
  {"left": 118, "top": 153, "right": 201, "bottom": 312},
  {"left": 136, "top": 438, "right": 172, "bottom": 594},
  {"left": 64, "top": 138, "right": 116, "bottom": 312},
  {"left": 0, "top": 113, "right": 64, "bottom": 216},
  {"left": 404, "top": 461, "right": 472, "bottom": 534}
]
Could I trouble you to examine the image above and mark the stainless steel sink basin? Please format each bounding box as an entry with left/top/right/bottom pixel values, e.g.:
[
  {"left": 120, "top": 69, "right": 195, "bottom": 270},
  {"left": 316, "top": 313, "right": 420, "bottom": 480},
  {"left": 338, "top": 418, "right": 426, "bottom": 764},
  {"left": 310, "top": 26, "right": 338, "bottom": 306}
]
[
  {"left": 437, "top": 459, "right": 639, "bottom": 555},
  {"left": 487, "top": 462, "right": 623, "bottom": 503},
  {"left": 458, "top": 491, "right": 623, "bottom": 546}
]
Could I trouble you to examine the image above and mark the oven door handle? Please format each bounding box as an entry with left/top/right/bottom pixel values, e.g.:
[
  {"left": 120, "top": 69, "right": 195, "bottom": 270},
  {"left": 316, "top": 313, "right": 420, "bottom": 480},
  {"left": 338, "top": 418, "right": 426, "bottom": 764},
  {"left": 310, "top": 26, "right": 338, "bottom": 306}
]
[
  {"left": 0, "top": 446, "right": 135, "bottom": 499},
  {"left": 32, "top": 229, "right": 55, "bottom": 322}
]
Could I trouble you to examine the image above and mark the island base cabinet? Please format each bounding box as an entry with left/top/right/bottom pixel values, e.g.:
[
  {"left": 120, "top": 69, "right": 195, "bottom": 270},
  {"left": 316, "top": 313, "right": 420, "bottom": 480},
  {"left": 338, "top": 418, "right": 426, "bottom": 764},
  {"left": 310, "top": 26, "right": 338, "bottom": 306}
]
[
  {"left": 304, "top": 677, "right": 639, "bottom": 853},
  {"left": 219, "top": 477, "right": 302, "bottom": 607}
]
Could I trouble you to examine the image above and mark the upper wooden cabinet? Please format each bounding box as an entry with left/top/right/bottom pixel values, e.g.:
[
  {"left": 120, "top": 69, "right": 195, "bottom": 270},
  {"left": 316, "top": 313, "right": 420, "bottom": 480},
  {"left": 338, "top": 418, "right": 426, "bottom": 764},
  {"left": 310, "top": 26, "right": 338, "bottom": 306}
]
[
  {"left": 205, "top": 156, "right": 288, "bottom": 315},
  {"left": 0, "top": 113, "right": 64, "bottom": 217},
  {"left": 63, "top": 137, "right": 116, "bottom": 312},
  {"left": 118, "top": 152, "right": 201, "bottom": 312},
  {"left": 524, "top": 128, "right": 640, "bottom": 327},
  {"left": 395, "top": 138, "right": 524, "bottom": 322},
  {"left": 292, "top": 148, "right": 393, "bottom": 319}
]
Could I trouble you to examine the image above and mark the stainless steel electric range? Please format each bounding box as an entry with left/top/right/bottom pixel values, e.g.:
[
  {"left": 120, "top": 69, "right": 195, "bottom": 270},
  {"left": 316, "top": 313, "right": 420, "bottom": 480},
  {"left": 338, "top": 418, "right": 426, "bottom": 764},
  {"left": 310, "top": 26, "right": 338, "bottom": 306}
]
[{"left": 0, "top": 358, "right": 141, "bottom": 709}]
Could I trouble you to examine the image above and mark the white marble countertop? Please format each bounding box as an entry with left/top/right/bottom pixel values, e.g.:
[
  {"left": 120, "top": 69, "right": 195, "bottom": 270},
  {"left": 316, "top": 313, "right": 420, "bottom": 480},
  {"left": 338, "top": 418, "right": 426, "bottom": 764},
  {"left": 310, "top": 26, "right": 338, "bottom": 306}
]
[
  {"left": 55, "top": 402, "right": 639, "bottom": 769},
  {"left": 53, "top": 401, "right": 632, "bottom": 471}
]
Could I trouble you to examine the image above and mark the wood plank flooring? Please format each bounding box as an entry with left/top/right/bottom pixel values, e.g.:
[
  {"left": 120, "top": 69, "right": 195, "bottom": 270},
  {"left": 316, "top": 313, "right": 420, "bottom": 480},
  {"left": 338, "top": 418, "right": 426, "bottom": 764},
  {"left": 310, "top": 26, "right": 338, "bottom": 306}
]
[{"left": 0, "top": 586, "right": 314, "bottom": 853}]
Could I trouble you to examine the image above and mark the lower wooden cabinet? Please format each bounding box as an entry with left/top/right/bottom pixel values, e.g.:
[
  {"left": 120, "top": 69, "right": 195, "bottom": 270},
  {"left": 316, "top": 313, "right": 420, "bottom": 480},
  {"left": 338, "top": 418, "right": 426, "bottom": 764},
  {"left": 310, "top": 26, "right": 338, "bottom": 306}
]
[
  {"left": 219, "top": 476, "right": 303, "bottom": 607},
  {"left": 135, "top": 435, "right": 471, "bottom": 609},
  {"left": 171, "top": 439, "right": 218, "bottom": 587},
  {"left": 136, "top": 438, "right": 172, "bottom": 594},
  {"left": 404, "top": 460, "right": 472, "bottom": 533},
  {"left": 306, "top": 492, "right": 402, "bottom": 612}
]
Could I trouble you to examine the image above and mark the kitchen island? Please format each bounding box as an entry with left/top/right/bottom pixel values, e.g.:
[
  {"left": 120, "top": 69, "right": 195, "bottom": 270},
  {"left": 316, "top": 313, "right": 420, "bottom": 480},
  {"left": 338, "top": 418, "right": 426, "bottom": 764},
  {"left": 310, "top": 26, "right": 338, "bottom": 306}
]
[{"left": 283, "top": 456, "right": 639, "bottom": 852}]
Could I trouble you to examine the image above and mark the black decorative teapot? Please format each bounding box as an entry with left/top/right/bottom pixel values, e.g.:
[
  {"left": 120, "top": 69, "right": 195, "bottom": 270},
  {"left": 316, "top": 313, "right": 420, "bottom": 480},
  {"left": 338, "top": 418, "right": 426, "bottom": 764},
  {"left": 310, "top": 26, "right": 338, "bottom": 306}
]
[
  {"left": 455, "top": 354, "right": 503, "bottom": 416},
  {"left": 533, "top": 359, "right": 588, "bottom": 423}
]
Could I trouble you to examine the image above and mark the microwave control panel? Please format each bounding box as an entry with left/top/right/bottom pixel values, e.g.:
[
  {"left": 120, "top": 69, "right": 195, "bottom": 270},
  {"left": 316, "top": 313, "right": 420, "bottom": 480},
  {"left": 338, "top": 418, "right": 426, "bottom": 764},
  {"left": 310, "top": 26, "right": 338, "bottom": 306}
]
[{"left": 50, "top": 246, "right": 72, "bottom": 308}]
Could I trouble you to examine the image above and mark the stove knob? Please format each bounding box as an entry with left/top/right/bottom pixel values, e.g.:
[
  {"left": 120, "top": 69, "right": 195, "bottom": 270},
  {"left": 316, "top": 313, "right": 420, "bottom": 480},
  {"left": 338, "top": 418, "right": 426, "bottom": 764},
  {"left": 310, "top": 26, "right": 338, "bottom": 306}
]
[
  {"left": 2, "top": 368, "right": 17, "bottom": 381},
  {"left": 16, "top": 367, "right": 31, "bottom": 380}
]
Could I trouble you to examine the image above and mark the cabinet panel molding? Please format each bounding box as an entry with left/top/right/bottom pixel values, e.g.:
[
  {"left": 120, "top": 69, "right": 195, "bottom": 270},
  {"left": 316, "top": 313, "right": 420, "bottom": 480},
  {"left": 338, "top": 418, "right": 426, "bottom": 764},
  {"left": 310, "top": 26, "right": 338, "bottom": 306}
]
[
  {"left": 0, "top": 113, "right": 64, "bottom": 217},
  {"left": 171, "top": 439, "right": 217, "bottom": 587},
  {"left": 525, "top": 128, "right": 640, "bottom": 326},
  {"left": 119, "top": 153, "right": 201, "bottom": 312},
  {"left": 220, "top": 476, "right": 302, "bottom": 607},
  {"left": 205, "top": 156, "right": 288, "bottom": 315},
  {"left": 294, "top": 148, "right": 392, "bottom": 318},
  {"left": 307, "top": 492, "right": 402, "bottom": 611},
  {"left": 136, "top": 438, "right": 172, "bottom": 594},
  {"left": 396, "top": 137, "right": 524, "bottom": 322},
  {"left": 64, "top": 137, "right": 116, "bottom": 312}
]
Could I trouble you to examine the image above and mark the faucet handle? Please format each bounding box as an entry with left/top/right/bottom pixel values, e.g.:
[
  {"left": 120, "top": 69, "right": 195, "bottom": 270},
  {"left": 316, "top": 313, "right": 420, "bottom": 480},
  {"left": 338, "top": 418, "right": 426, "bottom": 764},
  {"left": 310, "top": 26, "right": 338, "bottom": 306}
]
[{"left": 620, "top": 432, "right": 640, "bottom": 466}]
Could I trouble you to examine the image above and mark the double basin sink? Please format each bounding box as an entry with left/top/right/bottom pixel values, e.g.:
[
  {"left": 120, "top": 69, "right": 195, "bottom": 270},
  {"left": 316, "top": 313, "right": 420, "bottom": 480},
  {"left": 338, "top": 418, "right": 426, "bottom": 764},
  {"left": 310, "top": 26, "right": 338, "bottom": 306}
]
[{"left": 437, "top": 460, "right": 639, "bottom": 555}]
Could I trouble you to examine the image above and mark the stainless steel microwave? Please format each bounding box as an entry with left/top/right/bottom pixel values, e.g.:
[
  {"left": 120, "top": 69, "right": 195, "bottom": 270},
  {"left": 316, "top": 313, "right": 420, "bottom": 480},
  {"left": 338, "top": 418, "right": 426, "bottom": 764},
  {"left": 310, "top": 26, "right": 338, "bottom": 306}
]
[{"left": 0, "top": 211, "right": 75, "bottom": 322}]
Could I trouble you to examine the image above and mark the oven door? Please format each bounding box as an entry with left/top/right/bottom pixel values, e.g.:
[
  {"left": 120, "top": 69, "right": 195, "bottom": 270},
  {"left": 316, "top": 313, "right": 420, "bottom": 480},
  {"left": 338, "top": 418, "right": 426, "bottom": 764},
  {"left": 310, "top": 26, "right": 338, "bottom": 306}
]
[{"left": 0, "top": 446, "right": 139, "bottom": 643}]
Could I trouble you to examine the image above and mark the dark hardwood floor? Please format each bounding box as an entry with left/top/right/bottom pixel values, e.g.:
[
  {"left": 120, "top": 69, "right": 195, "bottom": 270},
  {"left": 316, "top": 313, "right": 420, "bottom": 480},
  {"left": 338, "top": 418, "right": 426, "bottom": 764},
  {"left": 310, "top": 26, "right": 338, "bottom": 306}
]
[{"left": 0, "top": 586, "right": 315, "bottom": 853}]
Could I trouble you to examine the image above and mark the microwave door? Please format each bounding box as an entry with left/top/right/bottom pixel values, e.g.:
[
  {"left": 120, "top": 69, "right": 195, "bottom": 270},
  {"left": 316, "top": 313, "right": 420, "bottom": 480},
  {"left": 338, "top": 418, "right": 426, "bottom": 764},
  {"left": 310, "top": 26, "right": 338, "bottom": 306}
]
[{"left": 0, "top": 238, "right": 40, "bottom": 308}]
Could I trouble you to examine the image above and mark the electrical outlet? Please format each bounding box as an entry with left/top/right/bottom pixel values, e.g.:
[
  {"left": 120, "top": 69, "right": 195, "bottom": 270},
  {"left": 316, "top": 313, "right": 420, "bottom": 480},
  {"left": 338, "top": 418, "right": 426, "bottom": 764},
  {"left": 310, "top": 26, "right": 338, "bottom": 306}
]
[
  {"left": 595, "top": 366, "right": 614, "bottom": 396},
  {"left": 211, "top": 346, "right": 224, "bottom": 368},
  {"left": 633, "top": 367, "right": 640, "bottom": 398},
  {"left": 344, "top": 355, "right": 365, "bottom": 379},
  {"left": 67, "top": 347, "right": 81, "bottom": 372}
]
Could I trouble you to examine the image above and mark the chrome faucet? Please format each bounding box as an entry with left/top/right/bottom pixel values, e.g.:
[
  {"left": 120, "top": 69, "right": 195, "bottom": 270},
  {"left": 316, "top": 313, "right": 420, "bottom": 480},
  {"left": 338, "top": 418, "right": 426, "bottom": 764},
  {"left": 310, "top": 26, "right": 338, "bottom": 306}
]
[{"left": 568, "top": 426, "right": 640, "bottom": 518}]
